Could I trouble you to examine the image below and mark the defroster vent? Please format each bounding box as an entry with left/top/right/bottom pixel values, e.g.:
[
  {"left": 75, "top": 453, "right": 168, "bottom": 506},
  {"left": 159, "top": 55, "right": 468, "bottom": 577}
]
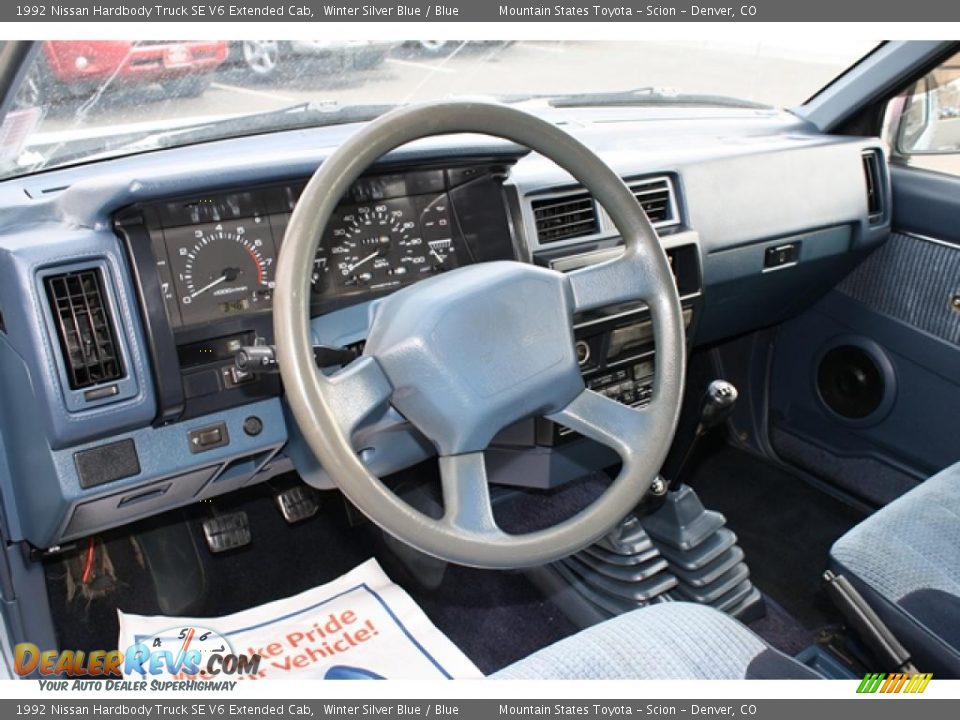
[{"left": 44, "top": 269, "right": 124, "bottom": 390}]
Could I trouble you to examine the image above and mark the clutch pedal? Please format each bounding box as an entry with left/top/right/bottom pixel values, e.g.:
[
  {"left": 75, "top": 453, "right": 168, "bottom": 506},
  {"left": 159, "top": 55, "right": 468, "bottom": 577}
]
[
  {"left": 202, "top": 511, "right": 251, "bottom": 553},
  {"left": 275, "top": 485, "right": 321, "bottom": 524}
]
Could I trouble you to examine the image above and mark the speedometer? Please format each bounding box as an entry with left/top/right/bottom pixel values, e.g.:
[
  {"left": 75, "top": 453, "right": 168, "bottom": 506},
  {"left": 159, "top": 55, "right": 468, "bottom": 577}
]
[
  {"left": 316, "top": 194, "right": 460, "bottom": 297},
  {"left": 328, "top": 202, "right": 418, "bottom": 292},
  {"left": 332, "top": 205, "right": 396, "bottom": 289}
]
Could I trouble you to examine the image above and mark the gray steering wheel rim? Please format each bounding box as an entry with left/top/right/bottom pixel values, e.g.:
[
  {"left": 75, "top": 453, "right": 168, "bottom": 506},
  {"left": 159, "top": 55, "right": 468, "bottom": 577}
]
[{"left": 275, "top": 101, "right": 685, "bottom": 568}]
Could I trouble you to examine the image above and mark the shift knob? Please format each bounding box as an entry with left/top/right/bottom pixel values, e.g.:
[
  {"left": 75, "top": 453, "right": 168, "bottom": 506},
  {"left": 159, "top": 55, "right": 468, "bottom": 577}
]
[{"left": 699, "top": 380, "right": 738, "bottom": 430}]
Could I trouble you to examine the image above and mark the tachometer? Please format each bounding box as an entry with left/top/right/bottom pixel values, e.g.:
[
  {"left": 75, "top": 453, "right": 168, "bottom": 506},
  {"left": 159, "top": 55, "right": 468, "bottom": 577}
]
[{"left": 168, "top": 222, "right": 276, "bottom": 326}]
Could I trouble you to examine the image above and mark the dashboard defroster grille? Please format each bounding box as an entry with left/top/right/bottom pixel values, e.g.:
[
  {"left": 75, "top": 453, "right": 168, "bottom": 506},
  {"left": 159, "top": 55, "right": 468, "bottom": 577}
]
[{"left": 44, "top": 269, "right": 124, "bottom": 390}]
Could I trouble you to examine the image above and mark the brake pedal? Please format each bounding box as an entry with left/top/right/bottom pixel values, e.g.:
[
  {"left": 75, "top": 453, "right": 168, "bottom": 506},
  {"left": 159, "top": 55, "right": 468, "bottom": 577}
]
[
  {"left": 202, "top": 511, "right": 251, "bottom": 553},
  {"left": 275, "top": 485, "right": 321, "bottom": 524}
]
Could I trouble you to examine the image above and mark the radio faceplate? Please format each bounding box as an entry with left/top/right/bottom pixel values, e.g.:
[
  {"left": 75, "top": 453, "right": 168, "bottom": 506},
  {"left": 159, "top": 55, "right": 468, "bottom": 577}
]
[
  {"left": 541, "top": 304, "right": 694, "bottom": 444},
  {"left": 535, "top": 241, "right": 701, "bottom": 446}
]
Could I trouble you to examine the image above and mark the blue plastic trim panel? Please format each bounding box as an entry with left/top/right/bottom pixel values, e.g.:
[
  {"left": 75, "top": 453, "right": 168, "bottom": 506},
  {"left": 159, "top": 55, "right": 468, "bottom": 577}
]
[
  {"left": 695, "top": 225, "right": 864, "bottom": 346},
  {"left": 0, "top": 225, "right": 155, "bottom": 448},
  {"left": 2, "top": 397, "right": 286, "bottom": 548}
]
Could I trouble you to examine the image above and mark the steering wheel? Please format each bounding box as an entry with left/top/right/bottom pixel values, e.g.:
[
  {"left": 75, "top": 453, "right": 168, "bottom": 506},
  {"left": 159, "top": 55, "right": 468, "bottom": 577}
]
[{"left": 274, "top": 101, "right": 685, "bottom": 569}]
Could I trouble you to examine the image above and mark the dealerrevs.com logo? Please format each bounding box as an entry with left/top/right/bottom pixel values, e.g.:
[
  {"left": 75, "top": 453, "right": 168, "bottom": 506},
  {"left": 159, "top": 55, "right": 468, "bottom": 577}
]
[
  {"left": 857, "top": 672, "right": 934, "bottom": 694},
  {"left": 15, "top": 626, "right": 263, "bottom": 689}
]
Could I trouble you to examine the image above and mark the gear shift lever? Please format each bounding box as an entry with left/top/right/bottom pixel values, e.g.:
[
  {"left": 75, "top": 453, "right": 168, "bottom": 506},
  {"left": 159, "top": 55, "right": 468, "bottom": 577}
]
[
  {"left": 700, "top": 380, "right": 738, "bottom": 430},
  {"left": 663, "top": 379, "right": 738, "bottom": 490}
]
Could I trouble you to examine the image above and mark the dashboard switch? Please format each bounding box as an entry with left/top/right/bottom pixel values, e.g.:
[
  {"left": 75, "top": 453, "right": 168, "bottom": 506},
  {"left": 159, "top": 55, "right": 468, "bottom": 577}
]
[
  {"left": 223, "top": 364, "right": 254, "bottom": 388},
  {"left": 243, "top": 416, "right": 263, "bottom": 437},
  {"left": 188, "top": 422, "right": 229, "bottom": 453}
]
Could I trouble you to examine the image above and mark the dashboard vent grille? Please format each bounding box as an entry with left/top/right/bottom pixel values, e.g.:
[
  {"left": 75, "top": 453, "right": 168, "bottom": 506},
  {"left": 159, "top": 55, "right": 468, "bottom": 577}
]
[
  {"left": 532, "top": 191, "right": 599, "bottom": 244},
  {"left": 862, "top": 150, "right": 885, "bottom": 222},
  {"left": 629, "top": 177, "right": 677, "bottom": 226},
  {"left": 44, "top": 269, "right": 124, "bottom": 390}
]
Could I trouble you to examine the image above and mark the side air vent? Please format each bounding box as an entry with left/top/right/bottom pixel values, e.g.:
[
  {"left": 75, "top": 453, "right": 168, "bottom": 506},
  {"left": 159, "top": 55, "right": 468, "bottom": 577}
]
[
  {"left": 532, "top": 191, "right": 599, "bottom": 244},
  {"left": 44, "top": 269, "right": 124, "bottom": 390},
  {"left": 629, "top": 177, "right": 678, "bottom": 227},
  {"left": 862, "top": 150, "right": 885, "bottom": 223}
]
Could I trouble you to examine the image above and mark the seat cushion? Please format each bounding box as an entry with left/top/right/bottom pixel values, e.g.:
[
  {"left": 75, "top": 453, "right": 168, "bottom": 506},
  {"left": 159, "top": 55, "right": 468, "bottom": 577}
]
[
  {"left": 491, "top": 602, "right": 818, "bottom": 680},
  {"left": 831, "top": 461, "right": 960, "bottom": 676}
]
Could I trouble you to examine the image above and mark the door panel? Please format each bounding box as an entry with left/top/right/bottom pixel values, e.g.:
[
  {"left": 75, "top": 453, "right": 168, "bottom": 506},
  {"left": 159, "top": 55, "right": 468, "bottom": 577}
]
[
  {"left": 767, "top": 168, "right": 960, "bottom": 506},
  {"left": 890, "top": 166, "right": 960, "bottom": 244},
  {"left": 837, "top": 231, "right": 960, "bottom": 345}
]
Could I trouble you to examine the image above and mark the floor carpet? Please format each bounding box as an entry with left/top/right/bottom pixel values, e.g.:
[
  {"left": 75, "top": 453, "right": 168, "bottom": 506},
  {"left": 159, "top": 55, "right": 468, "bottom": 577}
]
[{"left": 688, "top": 445, "right": 866, "bottom": 630}]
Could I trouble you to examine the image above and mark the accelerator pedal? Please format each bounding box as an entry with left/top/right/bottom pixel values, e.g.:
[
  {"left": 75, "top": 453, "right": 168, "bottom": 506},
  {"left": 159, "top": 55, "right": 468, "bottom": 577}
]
[{"left": 275, "top": 485, "right": 321, "bottom": 524}]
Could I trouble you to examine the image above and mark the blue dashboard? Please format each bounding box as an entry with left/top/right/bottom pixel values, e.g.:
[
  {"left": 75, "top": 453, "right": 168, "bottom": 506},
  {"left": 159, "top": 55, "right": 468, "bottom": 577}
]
[{"left": 0, "top": 105, "right": 890, "bottom": 549}]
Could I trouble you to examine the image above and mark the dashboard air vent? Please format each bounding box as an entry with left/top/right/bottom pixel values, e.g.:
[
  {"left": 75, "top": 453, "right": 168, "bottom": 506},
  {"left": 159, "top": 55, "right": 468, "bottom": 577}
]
[
  {"left": 532, "top": 191, "right": 599, "bottom": 244},
  {"left": 44, "top": 269, "right": 124, "bottom": 390},
  {"left": 629, "top": 177, "right": 677, "bottom": 227},
  {"left": 862, "top": 150, "right": 885, "bottom": 222}
]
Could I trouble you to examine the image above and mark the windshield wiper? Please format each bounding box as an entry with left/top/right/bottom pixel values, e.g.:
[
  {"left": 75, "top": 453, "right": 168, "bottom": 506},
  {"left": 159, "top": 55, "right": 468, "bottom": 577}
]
[{"left": 121, "top": 101, "right": 398, "bottom": 151}]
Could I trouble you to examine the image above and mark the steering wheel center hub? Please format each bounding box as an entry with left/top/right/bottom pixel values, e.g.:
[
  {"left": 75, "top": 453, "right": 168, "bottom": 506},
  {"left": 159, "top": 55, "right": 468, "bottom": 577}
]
[{"left": 364, "top": 262, "right": 583, "bottom": 455}]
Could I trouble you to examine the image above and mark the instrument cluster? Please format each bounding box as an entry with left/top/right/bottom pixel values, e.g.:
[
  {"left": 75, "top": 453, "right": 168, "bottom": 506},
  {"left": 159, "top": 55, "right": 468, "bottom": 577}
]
[{"left": 146, "top": 169, "right": 469, "bottom": 329}]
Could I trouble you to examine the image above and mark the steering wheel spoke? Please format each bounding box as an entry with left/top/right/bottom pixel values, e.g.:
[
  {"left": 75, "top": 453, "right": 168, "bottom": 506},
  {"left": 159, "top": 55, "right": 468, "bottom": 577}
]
[
  {"left": 325, "top": 356, "right": 393, "bottom": 437},
  {"left": 567, "top": 250, "right": 654, "bottom": 315},
  {"left": 438, "top": 452, "right": 505, "bottom": 538},
  {"left": 547, "top": 387, "right": 655, "bottom": 462}
]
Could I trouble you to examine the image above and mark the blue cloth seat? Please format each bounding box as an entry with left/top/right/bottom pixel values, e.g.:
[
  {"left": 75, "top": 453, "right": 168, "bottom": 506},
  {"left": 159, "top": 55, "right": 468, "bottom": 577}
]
[
  {"left": 492, "top": 602, "right": 818, "bottom": 680},
  {"left": 831, "top": 461, "right": 960, "bottom": 677}
]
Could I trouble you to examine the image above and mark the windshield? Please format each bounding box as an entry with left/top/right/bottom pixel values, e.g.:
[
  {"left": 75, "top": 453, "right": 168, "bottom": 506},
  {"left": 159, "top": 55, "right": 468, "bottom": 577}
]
[{"left": 1, "top": 39, "right": 878, "bottom": 180}]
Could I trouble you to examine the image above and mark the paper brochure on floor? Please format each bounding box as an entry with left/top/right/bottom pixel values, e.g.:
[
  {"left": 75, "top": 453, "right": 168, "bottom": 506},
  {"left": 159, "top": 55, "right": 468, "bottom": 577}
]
[{"left": 117, "top": 558, "right": 483, "bottom": 680}]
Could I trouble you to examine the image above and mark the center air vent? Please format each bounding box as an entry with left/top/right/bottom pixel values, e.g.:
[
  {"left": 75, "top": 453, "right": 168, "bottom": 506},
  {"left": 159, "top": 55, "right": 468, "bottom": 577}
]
[
  {"left": 862, "top": 149, "right": 885, "bottom": 223},
  {"left": 629, "top": 177, "right": 677, "bottom": 227},
  {"left": 44, "top": 269, "right": 124, "bottom": 390},
  {"left": 532, "top": 191, "right": 599, "bottom": 244}
]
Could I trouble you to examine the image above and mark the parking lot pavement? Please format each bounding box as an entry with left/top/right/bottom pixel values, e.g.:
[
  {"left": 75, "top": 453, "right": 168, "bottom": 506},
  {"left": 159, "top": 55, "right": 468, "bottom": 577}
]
[{"left": 38, "top": 41, "right": 867, "bottom": 134}]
